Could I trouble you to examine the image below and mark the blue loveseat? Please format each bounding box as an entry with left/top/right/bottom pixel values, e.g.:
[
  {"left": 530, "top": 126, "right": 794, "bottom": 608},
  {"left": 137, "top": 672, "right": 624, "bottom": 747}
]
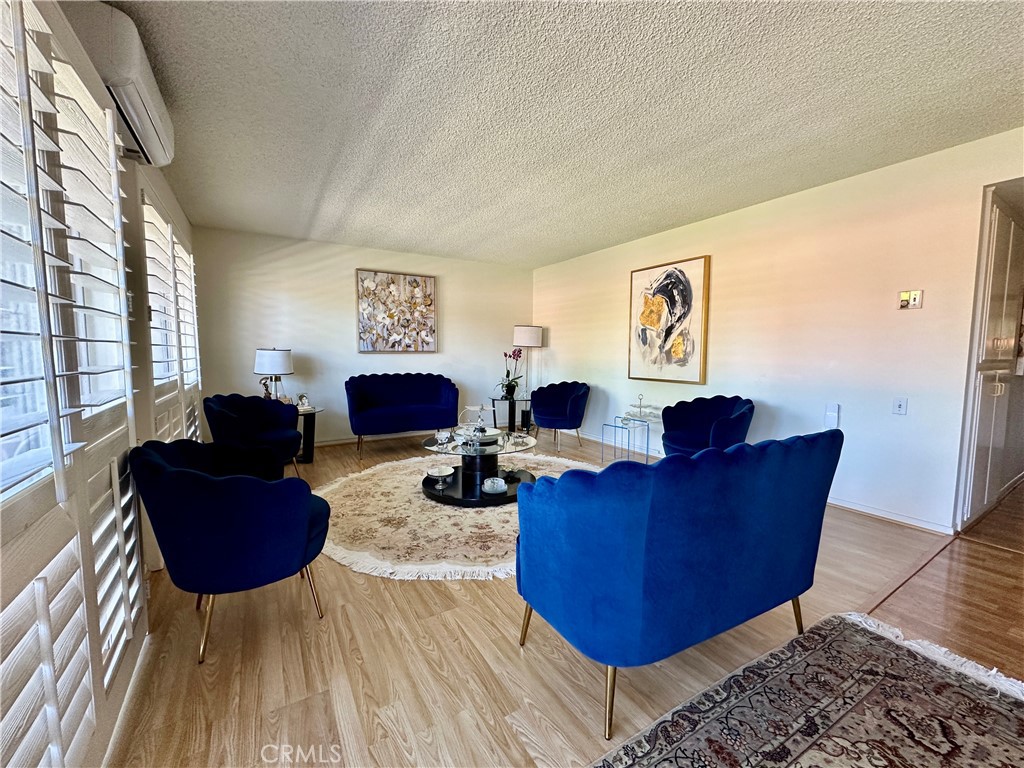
[
  {"left": 345, "top": 372, "right": 459, "bottom": 452},
  {"left": 516, "top": 429, "right": 844, "bottom": 738}
]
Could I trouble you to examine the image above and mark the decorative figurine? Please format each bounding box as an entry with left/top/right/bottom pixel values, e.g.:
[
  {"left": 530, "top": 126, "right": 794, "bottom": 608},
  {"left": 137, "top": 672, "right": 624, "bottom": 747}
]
[{"left": 259, "top": 376, "right": 272, "bottom": 399}]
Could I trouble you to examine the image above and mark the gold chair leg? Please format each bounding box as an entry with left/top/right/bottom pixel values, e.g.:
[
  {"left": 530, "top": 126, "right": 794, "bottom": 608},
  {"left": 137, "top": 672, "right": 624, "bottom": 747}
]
[
  {"left": 195, "top": 593, "right": 203, "bottom": 611},
  {"left": 292, "top": 458, "right": 301, "bottom": 477},
  {"left": 198, "top": 594, "right": 216, "bottom": 664},
  {"left": 305, "top": 565, "right": 324, "bottom": 619},
  {"left": 604, "top": 665, "right": 617, "bottom": 740},
  {"left": 576, "top": 429, "right": 583, "bottom": 447},
  {"left": 519, "top": 604, "right": 533, "bottom": 646},
  {"left": 792, "top": 596, "right": 804, "bottom": 635},
  {"left": 357, "top": 435, "right": 363, "bottom": 455},
  {"left": 555, "top": 430, "right": 561, "bottom": 452}
]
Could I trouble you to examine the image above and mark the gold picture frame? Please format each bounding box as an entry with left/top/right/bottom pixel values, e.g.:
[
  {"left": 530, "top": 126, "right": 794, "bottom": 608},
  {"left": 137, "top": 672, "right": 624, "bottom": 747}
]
[
  {"left": 356, "top": 269, "right": 437, "bottom": 352},
  {"left": 628, "top": 255, "right": 710, "bottom": 384}
]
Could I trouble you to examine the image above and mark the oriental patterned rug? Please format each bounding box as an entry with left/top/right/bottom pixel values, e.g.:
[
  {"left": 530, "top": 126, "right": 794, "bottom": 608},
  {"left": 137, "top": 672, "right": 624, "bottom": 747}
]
[
  {"left": 595, "top": 613, "right": 1024, "bottom": 768},
  {"left": 315, "top": 453, "right": 597, "bottom": 580}
]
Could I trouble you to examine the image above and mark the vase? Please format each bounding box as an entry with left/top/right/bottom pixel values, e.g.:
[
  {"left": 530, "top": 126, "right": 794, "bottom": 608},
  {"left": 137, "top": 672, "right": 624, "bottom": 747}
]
[{"left": 503, "top": 383, "right": 517, "bottom": 400}]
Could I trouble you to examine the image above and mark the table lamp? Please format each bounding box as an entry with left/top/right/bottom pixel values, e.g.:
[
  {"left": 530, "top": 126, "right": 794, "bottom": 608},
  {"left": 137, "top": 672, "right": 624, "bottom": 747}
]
[{"left": 254, "top": 348, "right": 293, "bottom": 401}]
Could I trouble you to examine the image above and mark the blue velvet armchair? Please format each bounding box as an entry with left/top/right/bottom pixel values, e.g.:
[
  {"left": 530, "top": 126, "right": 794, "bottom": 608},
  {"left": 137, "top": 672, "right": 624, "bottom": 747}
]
[
  {"left": 516, "top": 429, "right": 844, "bottom": 738},
  {"left": 128, "top": 439, "right": 330, "bottom": 663},
  {"left": 203, "top": 393, "right": 302, "bottom": 477},
  {"left": 661, "top": 394, "right": 755, "bottom": 457},
  {"left": 529, "top": 381, "right": 590, "bottom": 451}
]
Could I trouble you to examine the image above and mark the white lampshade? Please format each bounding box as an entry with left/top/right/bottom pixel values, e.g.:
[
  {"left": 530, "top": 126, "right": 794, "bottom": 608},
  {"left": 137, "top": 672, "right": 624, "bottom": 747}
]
[
  {"left": 253, "top": 348, "right": 294, "bottom": 375},
  {"left": 512, "top": 325, "right": 543, "bottom": 348}
]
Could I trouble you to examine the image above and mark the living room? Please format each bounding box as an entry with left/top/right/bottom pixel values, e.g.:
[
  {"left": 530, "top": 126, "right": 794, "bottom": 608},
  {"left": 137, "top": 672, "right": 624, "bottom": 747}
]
[{"left": 2, "top": 1, "right": 1022, "bottom": 766}]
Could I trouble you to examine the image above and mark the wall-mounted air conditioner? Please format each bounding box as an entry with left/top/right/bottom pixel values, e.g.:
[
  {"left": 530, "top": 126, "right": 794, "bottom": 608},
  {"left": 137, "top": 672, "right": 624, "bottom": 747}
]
[{"left": 62, "top": 2, "right": 174, "bottom": 167}]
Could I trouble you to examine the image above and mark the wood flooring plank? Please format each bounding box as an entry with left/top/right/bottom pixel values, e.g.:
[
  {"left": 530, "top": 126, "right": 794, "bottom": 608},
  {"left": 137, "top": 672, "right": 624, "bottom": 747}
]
[
  {"left": 324, "top": 669, "right": 373, "bottom": 768},
  {"left": 260, "top": 690, "right": 342, "bottom": 768}
]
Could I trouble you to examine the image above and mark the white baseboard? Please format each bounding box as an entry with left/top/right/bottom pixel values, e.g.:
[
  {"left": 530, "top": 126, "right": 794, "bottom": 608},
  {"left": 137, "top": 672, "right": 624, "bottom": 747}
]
[{"left": 828, "top": 497, "right": 954, "bottom": 535}]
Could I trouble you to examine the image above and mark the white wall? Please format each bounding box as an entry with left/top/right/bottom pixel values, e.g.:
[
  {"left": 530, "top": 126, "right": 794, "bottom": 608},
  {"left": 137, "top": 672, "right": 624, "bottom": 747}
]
[
  {"left": 193, "top": 228, "right": 533, "bottom": 442},
  {"left": 533, "top": 129, "right": 1024, "bottom": 533}
]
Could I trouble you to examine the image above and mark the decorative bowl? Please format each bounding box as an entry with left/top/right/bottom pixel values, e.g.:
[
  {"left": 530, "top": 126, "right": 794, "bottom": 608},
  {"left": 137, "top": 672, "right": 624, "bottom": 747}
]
[{"left": 482, "top": 477, "right": 507, "bottom": 494}]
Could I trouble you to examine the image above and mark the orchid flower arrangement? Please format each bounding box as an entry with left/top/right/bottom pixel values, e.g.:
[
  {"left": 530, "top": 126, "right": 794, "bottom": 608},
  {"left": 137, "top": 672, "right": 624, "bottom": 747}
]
[{"left": 499, "top": 347, "right": 524, "bottom": 394}]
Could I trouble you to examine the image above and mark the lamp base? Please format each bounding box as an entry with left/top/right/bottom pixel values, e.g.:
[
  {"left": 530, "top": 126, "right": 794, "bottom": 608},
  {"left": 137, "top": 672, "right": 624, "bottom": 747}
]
[{"left": 265, "top": 375, "right": 289, "bottom": 403}]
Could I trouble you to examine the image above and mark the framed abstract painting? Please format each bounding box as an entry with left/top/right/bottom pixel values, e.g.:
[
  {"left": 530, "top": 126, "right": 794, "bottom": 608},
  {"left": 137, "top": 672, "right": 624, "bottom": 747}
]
[
  {"left": 356, "top": 269, "right": 436, "bottom": 352},
  {"left": 628, "top": 255, "right": 710, "bottom": 384}
]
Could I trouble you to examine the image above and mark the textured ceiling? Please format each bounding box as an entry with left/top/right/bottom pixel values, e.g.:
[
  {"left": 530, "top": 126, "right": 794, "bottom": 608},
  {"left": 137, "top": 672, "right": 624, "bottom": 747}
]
[{"left": 98, "top": 0, "right": 1023, "bottom": 268}]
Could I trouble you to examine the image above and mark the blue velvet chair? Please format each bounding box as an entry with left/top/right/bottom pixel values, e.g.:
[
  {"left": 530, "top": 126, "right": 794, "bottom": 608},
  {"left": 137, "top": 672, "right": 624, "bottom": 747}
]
[
  {"left": 516, "top": 429, "right": 844, "bottom": 738},
  {"left": 203, "top": 393, "right": 302, "bottom": 477},
  {"left": 661, "top": 395, "right": 754, "bottom": 457},
  {"left": 529, "top": 381, "right": 590, "bottom": 451},
  {"left": 128, "top": 439, "right": 330, "bottom": 663},
  {"left": 345, "top": 373, "right": 459, "bottom": 454}
]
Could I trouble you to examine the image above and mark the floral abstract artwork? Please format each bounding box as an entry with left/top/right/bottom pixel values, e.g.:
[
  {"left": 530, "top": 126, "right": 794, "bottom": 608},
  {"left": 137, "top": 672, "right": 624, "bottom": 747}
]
[
  {"left": 356, "top": 270, "right": 436, "bottom": 353},
  {"left": 629, "top": 255, "right": 710, "bottom": 383}
]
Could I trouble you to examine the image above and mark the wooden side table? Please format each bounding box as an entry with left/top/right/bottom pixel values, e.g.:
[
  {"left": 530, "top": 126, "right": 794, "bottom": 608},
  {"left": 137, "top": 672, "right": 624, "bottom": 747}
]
[{"left": 297, "top": 407, "right": 324, "bottom": 463}]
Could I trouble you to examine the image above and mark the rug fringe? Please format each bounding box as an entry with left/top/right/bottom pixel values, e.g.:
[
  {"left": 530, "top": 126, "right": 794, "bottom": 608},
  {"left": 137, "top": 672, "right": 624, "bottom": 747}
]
[
  {"left": 321, "top": 539, "right": 516, "bottom": 581},
  {"left": 840, "top": 612, "right": 1024, "bottom": 701}
]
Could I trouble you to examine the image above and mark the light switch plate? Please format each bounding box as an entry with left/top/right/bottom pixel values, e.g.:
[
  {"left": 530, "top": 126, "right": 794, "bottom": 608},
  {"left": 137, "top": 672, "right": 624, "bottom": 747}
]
[
  {"left": 899, "top": 290, "right": 923, "bottom": 309},
  {"left": 824, "top": 402, "right": 840, "bottom": 429}
]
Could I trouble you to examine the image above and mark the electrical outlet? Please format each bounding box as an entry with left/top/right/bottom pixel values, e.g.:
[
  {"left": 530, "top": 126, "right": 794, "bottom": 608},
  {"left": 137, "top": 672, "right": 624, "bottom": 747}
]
[{"left": 892, "top": 397, "right": 908, "bottom": 415}]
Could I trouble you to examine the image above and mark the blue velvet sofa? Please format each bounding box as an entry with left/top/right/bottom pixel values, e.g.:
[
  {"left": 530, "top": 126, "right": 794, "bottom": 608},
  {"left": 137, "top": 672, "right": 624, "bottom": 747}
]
[
  {"left": 516, "top": 429, "right": 844, "bottom": 738},
  {"left": 345, "top": 373, "right": 459, "bottom": 452}
]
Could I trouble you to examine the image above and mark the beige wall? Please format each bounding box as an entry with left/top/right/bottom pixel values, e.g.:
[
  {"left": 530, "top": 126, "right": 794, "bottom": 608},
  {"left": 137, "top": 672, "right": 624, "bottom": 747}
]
[
  {"left": 533, "top": 129, "right": 1024, "bottom": 533},
  {"left": 193, "top": 228, "right": 534, "bottom": 442}
]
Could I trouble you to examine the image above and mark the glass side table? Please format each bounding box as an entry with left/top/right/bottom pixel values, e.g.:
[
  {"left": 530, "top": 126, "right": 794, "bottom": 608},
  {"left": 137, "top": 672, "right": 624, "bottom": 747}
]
[{"left": 601, "top": 417, "right": 650, "bottom": 464}]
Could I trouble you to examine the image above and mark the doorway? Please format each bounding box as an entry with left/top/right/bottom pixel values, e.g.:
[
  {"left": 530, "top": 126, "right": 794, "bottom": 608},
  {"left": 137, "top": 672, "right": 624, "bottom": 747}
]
[{"left": 955, "top": 178, "right": 1024, "bottom": 540}]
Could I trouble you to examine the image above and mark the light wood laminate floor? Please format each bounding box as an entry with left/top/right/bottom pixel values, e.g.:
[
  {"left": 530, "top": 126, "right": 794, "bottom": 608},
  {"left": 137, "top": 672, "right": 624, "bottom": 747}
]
[{"left": 108, "top": 435, "right": 1022, "bottom": 767}]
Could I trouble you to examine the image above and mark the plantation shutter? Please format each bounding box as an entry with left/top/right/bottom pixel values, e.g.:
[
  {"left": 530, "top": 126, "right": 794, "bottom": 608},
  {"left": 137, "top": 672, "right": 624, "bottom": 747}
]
[
  {"left": 141, "top": 195, "right": 184, "bottom": 440},
  {"left": 1, "top": 1, "right": 147, "bottom": 763},
  {"left": 173, "top": 236, "right": 201, "bottom": 440},
  {"left": 2, "top": 538, "right": 94, "bottom": 767},
  {"left": 1, "top": 0, "right": 60, "bottom": 500}
]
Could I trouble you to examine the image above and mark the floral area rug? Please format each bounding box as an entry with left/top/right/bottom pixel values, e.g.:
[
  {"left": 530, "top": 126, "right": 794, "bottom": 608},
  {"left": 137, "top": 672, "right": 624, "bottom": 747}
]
[
  {"left": 315, "top": 453, "right": 597, "bottom": 580},
  {"left": 595, "top": 613, "right": 1024, "bottom": 767}
]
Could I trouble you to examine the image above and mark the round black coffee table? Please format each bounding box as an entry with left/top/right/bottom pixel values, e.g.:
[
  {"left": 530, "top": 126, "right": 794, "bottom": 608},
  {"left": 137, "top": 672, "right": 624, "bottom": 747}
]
[{"left": 422, "top": 432, "right": 537, "bottom": 507}]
